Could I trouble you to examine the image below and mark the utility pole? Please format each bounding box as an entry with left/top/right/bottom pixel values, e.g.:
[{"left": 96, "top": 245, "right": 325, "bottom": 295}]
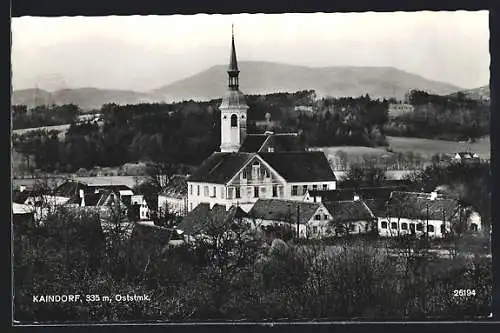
[
  {"left": 296, "top": 204, "right": 300, "bottom": 240},
  {"left": 426, "top": 203, "right": 429, "bottom": 241}
]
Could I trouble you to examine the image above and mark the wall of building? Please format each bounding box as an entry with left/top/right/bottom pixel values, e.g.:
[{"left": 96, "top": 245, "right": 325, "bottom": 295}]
[
  {"left": 377, "top": 217, "right": 451, "bottom": 238},
  {"left": 286, "top": 181, "right": 336, "bottom": 200}
]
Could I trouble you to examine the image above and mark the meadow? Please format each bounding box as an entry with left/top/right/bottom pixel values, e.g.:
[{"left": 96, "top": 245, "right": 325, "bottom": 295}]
[{"left": 312, "top": 135, "right": 491, "bottom": 164}]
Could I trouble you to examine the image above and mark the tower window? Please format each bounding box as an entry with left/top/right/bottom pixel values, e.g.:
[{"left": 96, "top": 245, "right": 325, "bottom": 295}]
[{"left": 231, "top": 114, "right": 238, "bottom": 127}]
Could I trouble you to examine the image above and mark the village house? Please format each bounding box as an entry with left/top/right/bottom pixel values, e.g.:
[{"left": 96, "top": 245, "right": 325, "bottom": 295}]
[
  {"left": 247, "top": 199, "right": 332, "bottom": 238},
  {"left": 176, "top": 203, "right": 249, "bottom": 242},
  {"left": 157, "top": 174, "right": 189, "bottom": 217},
  {"left": 452, "top": 152, "right": 480, "bottom": 163},
  {"left": 131, "top": 194, "right": 157, "bottom": 221},
  {"left": 186, "top": 27, "right": 336, "bottom": 214},
  {"left": 379, "top": 191, "right": 462, "bottom": 238},
  {"left": 322, "top": 200, "right": 377, "bottom": 236}
]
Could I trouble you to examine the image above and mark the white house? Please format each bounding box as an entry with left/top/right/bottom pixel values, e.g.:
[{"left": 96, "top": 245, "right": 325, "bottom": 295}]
[
  {"left": 247, "top": 198, "right": 333, "bottom": 238},
  {"left": 158, "top": 175, "right": 188, "bottom": 217},
  {"left": 378, "top": 191, "right": 460, "bottom": 239},
  {"left": 131, "top": 195, "right": 153, "bottom": 221}
]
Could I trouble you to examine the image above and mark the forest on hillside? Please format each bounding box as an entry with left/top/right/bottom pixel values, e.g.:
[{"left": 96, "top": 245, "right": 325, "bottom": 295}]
[{"left": 11, "top": 90, "right": 489, "bottom": 173}]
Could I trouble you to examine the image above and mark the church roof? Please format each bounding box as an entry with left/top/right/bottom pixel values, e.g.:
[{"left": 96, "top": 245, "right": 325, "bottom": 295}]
[
  {"left": 189, "top": 151, "right": 336, "bottom": 184},
  {"left": 188, "top": 152, "right": 254, "bottom": 184},
  {"left": 239, "top": 133, "right": 304, "bottom": 153},
  {"left": 239, "top": 135, "right": 269, "bottom": 152},
  {"left": 258, "top": 152, "right": 336, "bottom": 182},
  {"left": 220, "top": 89, "right": 247, "bottom": 109},
  {"left": 228, "top": 25, "right": 239, "bottom": 73}
]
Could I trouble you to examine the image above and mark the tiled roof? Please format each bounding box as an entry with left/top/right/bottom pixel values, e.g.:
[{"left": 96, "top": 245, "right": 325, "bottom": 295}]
[
  {"left": 387, "top": 191, "right": 459, "bottom": 220},
  {"left": 12, "top": 190, "right": 31, "bottom": 204},
  {"left": 308, "top": 189, "right": 357, "bottom": 202},
  {"left": 264, "top": 133, "right": 304, "bottom": 152},
  {"left": 239, "top": 135, "right": 268, "bottom": 153},
  {"left": 239, "top": 133, "right": 304, "bottom": 153},
  {"left": 248, "top": 199, "right": 321, "bottom": 225},
  {"left": 188, "top": 152, "right": 253, "bottom": 184},
  {"left": 258, "top": 152, "right": 336, "bottom": 182},
  {"left": 178, "top": 204, "right": 248, "bottom": 235},
  {"left": 323, "top": 200, "right": 376, "bottom": 224}
]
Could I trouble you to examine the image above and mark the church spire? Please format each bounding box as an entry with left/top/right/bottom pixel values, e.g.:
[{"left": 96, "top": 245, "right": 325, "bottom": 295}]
[{"left": 228, "top": 23, "right": 239, "bottom": 90}]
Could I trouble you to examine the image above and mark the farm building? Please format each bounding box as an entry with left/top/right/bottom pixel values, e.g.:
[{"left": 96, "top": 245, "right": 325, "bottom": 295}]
[
  {"left": 379, "top": 191, "right": 461, "bottom": 238},
  {"left": 323, "top": 200, "right": 377, "bottom": 236},
  {"left": 247, "top": 199, "right": 332, "bottom": 238},
  {"left": 452, "top": 152, "right": 480, "bottom": 163},
  {"left": 177, "top": 203, "right": 249, "bottom": 242}
]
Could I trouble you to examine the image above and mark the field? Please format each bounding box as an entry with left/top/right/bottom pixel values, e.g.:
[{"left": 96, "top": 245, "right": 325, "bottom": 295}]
[
  {"left": 387, "top": 136, "right": 491, "bottom": 159},
  {"left": 312, "top": 136, "right": 491, "bottom": 162}
]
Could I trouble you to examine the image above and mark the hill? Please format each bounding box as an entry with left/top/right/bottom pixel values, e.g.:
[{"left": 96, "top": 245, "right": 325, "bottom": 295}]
[
  {"left": 12, "top": 62, "right": 463, "bottom": 109},
  {"left": 151, "top": 61, "right": 462, "bottom": 102},
  {"left": 450, "top": 85, "right": 490, "bottom": 101},
  {"left": 11, "top": 88, "right": 163, "bottom": 111}
]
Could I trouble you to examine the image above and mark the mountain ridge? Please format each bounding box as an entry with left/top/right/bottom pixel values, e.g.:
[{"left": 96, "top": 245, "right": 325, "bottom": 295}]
[{"left": 12, "top": 61, "right": 468, "bottom": 110}]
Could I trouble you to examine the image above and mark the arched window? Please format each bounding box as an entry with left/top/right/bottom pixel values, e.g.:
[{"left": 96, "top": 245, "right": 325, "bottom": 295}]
[{"left": 230, "top": 114, "right": 238, "bottom": 127}]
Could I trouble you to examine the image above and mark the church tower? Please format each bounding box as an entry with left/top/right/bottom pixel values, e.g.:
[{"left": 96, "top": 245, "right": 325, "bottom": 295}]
[{"left": 220, "top": 24, "right": 249, "bottom": 153}]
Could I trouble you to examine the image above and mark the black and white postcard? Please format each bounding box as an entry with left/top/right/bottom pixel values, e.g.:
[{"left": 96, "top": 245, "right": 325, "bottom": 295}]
[{"left": 11, "top": 11, "right": 493, "bottom": 324}]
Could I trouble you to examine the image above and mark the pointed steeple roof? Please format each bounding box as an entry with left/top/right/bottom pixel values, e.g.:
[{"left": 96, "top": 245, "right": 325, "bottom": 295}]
[{"left": 228, "top": 24, "right": 239, "bottom": 73}]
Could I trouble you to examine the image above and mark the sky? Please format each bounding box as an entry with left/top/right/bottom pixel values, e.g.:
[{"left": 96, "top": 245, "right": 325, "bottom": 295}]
[{"left": 11, "top": 11, "right": 490, "bottom": 91}]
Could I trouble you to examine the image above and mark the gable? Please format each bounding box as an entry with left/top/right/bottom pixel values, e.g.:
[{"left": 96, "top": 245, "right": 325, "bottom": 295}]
[{"left": 227, "top": 154, "right": 286, "bottom": 186}]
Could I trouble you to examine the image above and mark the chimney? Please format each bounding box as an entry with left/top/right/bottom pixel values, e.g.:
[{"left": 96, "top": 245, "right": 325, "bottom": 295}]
[{"left": 79, "top": 189, "right": 85, "bottom": 206}]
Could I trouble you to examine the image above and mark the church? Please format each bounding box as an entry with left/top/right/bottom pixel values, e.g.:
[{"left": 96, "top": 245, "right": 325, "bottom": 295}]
[{"left": 186, "top": 27, "right": 337, "bottom": 213}]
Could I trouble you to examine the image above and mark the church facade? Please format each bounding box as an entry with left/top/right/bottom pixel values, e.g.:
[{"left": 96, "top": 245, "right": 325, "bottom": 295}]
[{"left": 187, "top": 27, "right": 336, "bottom": 213}]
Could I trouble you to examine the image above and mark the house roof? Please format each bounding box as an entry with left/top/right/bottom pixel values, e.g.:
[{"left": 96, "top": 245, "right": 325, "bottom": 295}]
[
  {"left": 455, "top": 152, "right": 479, "bottom": 159},
  {"left": 386, "top": 191, "right": 460, "bottom": 220},
  {"left": 307, "top": 189, "right": 357, "bottom": 202},
  {"left": 323, "top": 200, "right": 376, "bottom": 224},
  {"left": 239, "top": 135, "right": 269, "bottom": 153},
  {"left": 258, "top": 152, "right": 336, "bottom": 182},
  {"left": 12, "top": 190, "right": 31, "bottom": 204},
  {"left": 363, "top": 198, "right": 388, "bottom": 217},
  {"left": 159, "top": 175, "right": 188, "bottom": 199},
  {"left": 264, "top": 133, "right": 304, "bottom": 152},
  {"left": 188, "top": 152, "right": 254, "bottom": 183},
  {"left": 130, "top": 223, "right": 172, "bottom": 247},
  {"left": 52, "top": 180, "right": 84, "bottom": 197},
  {"left": 239, "top": 133, "right": 304, "bottom": 153},
  {"left": 177, "top": 203, "right": 248, "bottom": 235},
  {"left": 248, "top": 199, "right": 321, "bottom": 225}
]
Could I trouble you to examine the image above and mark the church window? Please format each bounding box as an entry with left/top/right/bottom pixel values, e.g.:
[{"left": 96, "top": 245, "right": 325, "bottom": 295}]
[{"left": 231, "top": 114, "right": 238, "bottom": 127}]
